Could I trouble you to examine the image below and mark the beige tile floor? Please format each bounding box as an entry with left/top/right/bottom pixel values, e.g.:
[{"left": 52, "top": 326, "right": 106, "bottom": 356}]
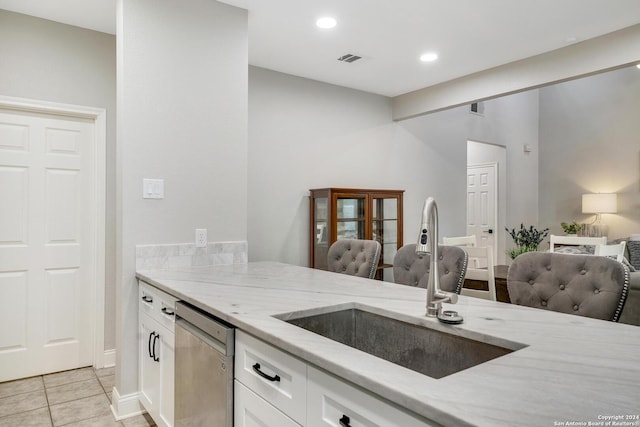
[{"left": 0, "top": 366, "right": 156, "bottom": 426}]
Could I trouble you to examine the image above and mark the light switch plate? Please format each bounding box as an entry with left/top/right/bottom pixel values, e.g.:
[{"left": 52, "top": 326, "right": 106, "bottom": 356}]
[{"left": 143, "top": 179, "right": 164, "bottom": 199}]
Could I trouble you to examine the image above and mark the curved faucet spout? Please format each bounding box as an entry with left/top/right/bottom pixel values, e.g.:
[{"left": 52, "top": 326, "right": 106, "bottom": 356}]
[{"left": 416, "top": 197, "right": 458, "bottom": 317}]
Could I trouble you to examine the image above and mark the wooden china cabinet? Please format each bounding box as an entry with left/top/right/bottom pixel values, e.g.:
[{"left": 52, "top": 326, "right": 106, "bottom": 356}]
[{"left": 309, "top": 188, "right": 404, "bottom": 281}]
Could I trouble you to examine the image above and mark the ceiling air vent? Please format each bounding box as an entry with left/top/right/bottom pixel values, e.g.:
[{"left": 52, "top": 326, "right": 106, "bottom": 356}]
[{"left": 337, "top": 54, "right": 362, "bottom": 63}]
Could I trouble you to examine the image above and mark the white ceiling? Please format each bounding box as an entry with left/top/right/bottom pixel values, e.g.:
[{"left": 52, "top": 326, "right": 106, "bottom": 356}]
[{"left": 1, "top": 0, "right": 639, "bottom": 97}]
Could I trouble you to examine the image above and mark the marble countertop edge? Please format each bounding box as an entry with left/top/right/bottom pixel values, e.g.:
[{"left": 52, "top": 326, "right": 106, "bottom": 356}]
[{"left": 135, "top": 262, "right": 640, "bottom": 427}]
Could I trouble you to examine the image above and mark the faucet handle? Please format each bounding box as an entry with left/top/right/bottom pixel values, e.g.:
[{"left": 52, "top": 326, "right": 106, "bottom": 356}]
[{"left": 434, "top": 290, "right": 458, "bottom": 305}]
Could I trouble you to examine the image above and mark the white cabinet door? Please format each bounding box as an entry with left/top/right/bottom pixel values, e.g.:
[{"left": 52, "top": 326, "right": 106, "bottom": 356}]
[
  {"left": 235, "top": 380, "right": 300, "bottom": 427},
  {"left": 139, "top": 280, "right": 177, "bottom": 427},
  {"left": 307, "top": 366, "right": 435, "bottom": 427},
  {"left": 139, "top": 312, "right": 160, "bottom": 415},
  {"left": 158, "top": 327, "right": 175, "bottom": 427},
  {"left": 139, "top": 308, "right": 174, "bottom": 427}
]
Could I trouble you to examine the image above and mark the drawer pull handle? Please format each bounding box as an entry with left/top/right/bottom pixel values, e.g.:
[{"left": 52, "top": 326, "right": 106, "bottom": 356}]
[
  {"left": 252, "top": 363, "right": 280, "bottom": 382},
  {"left": 161, "top": 307, "right": 175, "bottom": 317},
  {"left": 339, "top": 415, "right": 351, "bottom": 427},
  {"left": 141, "top": 295, "right": 153, "bottom": 303}
]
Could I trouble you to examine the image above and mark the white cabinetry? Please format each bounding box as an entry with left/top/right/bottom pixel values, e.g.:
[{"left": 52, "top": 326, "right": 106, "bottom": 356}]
[
  {"left": 138, "top": 281, "right": 177, "bottom": 427},
  {"left": 235, "top": 380, "right": 300, "bottom": 427},
  {"left": 234, "top": 330, "right": 305, "bottom": 426},
  {"left": 234, "top": 330, "right": 434, "bottom": 427},
  {"left": 307, "top": 366, "right": 434, "bottom": 427}
]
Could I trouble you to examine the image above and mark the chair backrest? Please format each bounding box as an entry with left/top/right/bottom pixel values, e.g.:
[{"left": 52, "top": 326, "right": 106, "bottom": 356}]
[
  {"left": 507, "top": 252, "right": 629, "bottom": 322},
  {"left": 595, "top": 241, "right": 627, "bottom": 263},
  {"left": 442, "top": 235, "right": 477, "bottom": 247},
  {"left": 460, "top": 246, "right": 496, "bottom": 301},
  {"left": 549, "top": 235, "right": 606, "bottom": 252},
  {"left": 392, "top": 244, "right": 468, "bottom": 293},
  {"left": 327, "top": 239, "right": 381, "bottom": 279}
]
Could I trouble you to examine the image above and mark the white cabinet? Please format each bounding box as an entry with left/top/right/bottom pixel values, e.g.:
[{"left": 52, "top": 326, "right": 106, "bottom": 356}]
[
  {"left": 307, "top": 366, "right": 435, "bottom": 427},
  {"left": 234, "top": 330, "right": 305, "bottom": 426},
  {"left": 138, "top": 281, "right": 177, "bottom": 427},
  {"left": 234, "top": 380, "right": 300, "bottom": 427},
  {"left": 234, "top": 330, "right": 435, "bottom": 427}
]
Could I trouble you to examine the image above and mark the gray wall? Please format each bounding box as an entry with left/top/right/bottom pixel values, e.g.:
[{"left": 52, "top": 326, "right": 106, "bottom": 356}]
[
  {"left": 247, "top": 67, "right": 542, "bottom": 269},
  {"left": 0, "top": 10, "right": 117, "bottom": 350},
  {"left": 539, "top": 66, "right": 640, "bottom": 240},
  {"left": 116, "top": 0, "right": 247, "bottom": 398},
  {"left": 247, "top": 67, "right": 469, "bottom": 267}
]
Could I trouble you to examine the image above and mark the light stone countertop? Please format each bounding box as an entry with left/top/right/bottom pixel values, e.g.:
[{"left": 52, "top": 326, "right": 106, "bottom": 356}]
[{"left": 136, "top": 262, "right": 640, "bottom": 427}]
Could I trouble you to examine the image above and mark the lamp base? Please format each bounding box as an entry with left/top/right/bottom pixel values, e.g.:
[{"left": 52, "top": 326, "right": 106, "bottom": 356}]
[{"left": 579, "top": 223, "right": 608, "bottom": 238}]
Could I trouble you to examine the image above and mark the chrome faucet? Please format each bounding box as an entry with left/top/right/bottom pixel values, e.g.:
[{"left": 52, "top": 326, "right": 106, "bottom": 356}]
[{"left": 416, "top": 197, "right": 458, "bottom": 317}]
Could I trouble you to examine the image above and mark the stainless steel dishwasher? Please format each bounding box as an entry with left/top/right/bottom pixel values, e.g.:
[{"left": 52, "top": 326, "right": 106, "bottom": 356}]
[{"left": 175, "top": 301, "right": 235, "bottom": 427}]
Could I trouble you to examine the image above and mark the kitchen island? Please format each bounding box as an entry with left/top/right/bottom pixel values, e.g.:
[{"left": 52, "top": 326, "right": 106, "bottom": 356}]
[{"left": 137, "top": 262, "right": 640, "bottom": 427}]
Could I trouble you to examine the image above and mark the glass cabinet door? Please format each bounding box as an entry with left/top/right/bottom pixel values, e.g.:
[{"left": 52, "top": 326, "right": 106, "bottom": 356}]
[
  {"left": 313, "top": 197, "right": 329, "bottom": 270},
  {"left": 336, "top": 197, "right": 366, "bottom": 240},
  {"left": 373, "top": 196, "right": 399, "bottom": 281},
  {"left": 315, "top": 198, "right": 328, "bottom": 244}
]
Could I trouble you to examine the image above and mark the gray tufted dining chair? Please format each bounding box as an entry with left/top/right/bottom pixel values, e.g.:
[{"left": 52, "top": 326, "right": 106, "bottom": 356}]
[
  {"left": 507, "top": 252, "right": 630, "bottom": 322},
  {"left": 327, "top": 239, "right": 382, "bottom": 279},
  {"left": 392, "top": 244, "right": 468, "bottom": 293}
]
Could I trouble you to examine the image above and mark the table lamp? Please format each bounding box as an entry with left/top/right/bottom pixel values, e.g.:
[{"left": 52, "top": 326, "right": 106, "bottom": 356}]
[{"left": 582, "top": 193, "right": 617, "bottom": 237}]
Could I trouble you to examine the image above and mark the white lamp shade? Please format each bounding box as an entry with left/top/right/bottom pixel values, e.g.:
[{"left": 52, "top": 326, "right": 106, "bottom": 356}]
[{"left": 582, "top": 193, "right": 617, "bottom": 214}]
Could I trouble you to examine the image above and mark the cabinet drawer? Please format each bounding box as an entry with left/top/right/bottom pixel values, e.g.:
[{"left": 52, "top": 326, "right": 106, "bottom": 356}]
[
  {"left": 234, "top": 380, "right": 300, "bottom": 427},
  {"left": 139, "top": 281, "right": 178, "bottom": 332},
  {"left": 307, "top": 366, "right": 435, "bottom": 427},
  {"left": 235, "top": 331, "right": 306, "bottom": 425}
]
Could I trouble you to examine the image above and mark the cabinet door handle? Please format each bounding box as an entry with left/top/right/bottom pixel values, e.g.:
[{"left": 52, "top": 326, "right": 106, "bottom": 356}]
[
  {"left": 152, "top": 333, "right": 160, "bottom": 362},
  {"left": 252, "top": 363, "right": 280, "bottom": 382},
  {"left": 141, "top": 295, "right": 153, "bottom": 303},
  {"left": 339, "top": 415, "right": 351, "bottom": 427},
  {"left": 161, "top": 307, "right": 175, "bottom": 317},
  {"left": 148, "top": 332, "right": 154, "bottom": 358}
]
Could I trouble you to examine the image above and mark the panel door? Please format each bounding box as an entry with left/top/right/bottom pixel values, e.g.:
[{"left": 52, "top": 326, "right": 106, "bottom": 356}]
[
  {"left": 466, "top": 164, "right": 497, "bottom": 267},
  {"left": 0, "top": 110, "right": 94, "bottom": 381}
]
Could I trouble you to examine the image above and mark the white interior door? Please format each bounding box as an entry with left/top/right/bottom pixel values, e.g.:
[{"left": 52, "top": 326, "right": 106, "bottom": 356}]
[
  {"left": 0, "top": 109, "right": 95, "bottom": 382},
  {"left": 466, "top": 163, "right": 497, "bottom": 267}
]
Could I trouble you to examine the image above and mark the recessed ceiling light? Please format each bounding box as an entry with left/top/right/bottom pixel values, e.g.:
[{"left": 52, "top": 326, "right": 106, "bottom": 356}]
[
  {"left": 636, "top": 63, "right": 640, "bottom": 70},
  {"left": 420, "top": 52, "right": 438, "bottom": 62},
  {"left": 316, "top": 17, "right": 337, "bottom": 29}
]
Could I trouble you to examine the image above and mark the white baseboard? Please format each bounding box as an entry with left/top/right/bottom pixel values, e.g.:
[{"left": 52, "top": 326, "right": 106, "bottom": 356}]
[
  {"left": 102, "top": 349, "right": 116, "bottom": 368},
  {"left": 110, "top": 387, "right": 146, "bottom": 421}
]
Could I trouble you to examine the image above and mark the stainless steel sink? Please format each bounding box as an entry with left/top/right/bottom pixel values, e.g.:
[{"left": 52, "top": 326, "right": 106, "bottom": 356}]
[{"left": 277, "top": 304, "right": 525, "bottom": 379}]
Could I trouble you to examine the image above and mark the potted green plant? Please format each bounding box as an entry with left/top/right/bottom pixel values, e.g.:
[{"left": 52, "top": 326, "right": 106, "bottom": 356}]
[
  {"left": 505, "top": 224, "right": 549, "bottom": 259},
  {"left": 560, "top": 221, "right": 581, "bottom": 235}
]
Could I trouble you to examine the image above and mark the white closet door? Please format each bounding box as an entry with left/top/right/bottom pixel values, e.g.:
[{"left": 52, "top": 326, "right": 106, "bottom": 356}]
[
  {"left": 0, "top": 109, "right": 95, "bottom": 382},
  {"left": 466, "top": 163, "right": 497, "bottom": 267}
]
